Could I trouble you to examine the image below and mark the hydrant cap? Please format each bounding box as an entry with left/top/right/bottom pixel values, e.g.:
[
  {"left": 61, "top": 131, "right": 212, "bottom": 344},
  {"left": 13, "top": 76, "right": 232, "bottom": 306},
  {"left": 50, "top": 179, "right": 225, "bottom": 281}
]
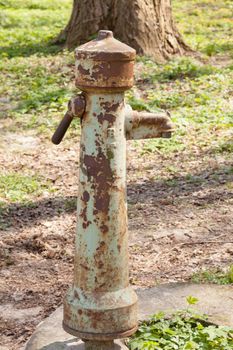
[
  {"left": 75, "top": 30, "right": 136, "bottom": 91},
  {"left": 75, "top": 30, "right": 136, "bottom": 61}
]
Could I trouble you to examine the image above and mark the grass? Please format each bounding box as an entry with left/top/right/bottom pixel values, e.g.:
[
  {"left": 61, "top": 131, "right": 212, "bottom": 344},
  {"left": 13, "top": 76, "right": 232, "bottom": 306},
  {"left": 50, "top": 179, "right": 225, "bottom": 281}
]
[
  {"left": 0, "top": 0, "right": 232, "bottom": 201},
  {"left": 0, "top": 172, "right": 52, "bottom": 205},
  {"left": 173, "top": 0, "right": 233, "bottom": 58},
  {"left": 0, "top": 0, "right": 71, "bottom": 58},
  {"left": 0, "top": 0, "right": 75, "bottom": 138},
  {"left": 0, "top": 172, "right": 53, "bottom": 229},
  {"left": 132, "top": 0, "right": 233, "bottom": 155},
  {"left": 130, "top": 56, "right": 233, "bottom": 155},
  {"left": 191, "top": 266, "right": 233, "bottom": 285}
]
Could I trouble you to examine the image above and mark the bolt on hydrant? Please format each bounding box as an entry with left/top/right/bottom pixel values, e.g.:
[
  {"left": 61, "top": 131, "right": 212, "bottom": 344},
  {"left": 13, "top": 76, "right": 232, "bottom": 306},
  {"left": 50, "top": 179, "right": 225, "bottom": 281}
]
[{"left": 52, "top": 30, "right": 173, "bottom": 349}]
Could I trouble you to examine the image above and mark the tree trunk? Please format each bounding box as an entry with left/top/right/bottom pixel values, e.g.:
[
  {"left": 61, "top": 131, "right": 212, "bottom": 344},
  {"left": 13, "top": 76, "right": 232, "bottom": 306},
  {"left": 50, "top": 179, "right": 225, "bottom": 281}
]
[{"left": 55, "top": 0, "right": 192, "bottom": 62}]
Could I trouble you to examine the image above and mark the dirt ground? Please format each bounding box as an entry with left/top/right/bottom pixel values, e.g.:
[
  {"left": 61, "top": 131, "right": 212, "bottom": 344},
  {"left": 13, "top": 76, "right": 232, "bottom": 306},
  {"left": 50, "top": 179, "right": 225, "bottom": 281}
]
[{"left": 0, "top": 125, "right": 232, "bottom": 349}]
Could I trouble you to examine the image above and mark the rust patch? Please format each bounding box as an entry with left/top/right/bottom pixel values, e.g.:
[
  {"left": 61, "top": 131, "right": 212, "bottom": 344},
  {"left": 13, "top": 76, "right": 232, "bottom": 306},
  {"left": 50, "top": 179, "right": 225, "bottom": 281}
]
[
  {"left": 80, "top": 191, "right": 91, "bottom": 228},
  {"left": 74, "top": 290, "right": 80, "bottom": 300},
  {"left": 94, "top": 260, "right": 104, "bottom": 269},
  {"left": 63, "top": 308, "right": 71, "bottom": 322},
  {"left": 100, "top": 224, "right": 108, "bottom": 234},
  {"left": 77, "top": 64, "right": 90, "bottom": 76},
  {"left": 95, "top": 139, "right": 101, "bottom": 148},
  {"left": 99, "top": 241, "right": 106, "bottom": 248},
  {"left": 82, "top": 221, "right": 91, "bottom": 229},
  {"left": 80, "top": 263, "right": 90, "bottom": 271},
  {"left": 91, "top": 61, "right": 133, "bottom": 81},
  {"left": 97, "top": 112, "right": 116, "bottom": 124},
  {"left": 80, "top": 207, "right": 87, "bottom": 222},
  {"left": 116, "top": 187, "right": 127, "bottom": 255},
  {"left": 94, "top": 195, "right": 110, "bottom": 213},
  {"left": 83, "top": 151, "right": 113, "bottom": 216},
  {"left": 82, "top": 191, "right": 90, "bottom": 202},
  {"left": 100, "top": 101, "right": 120, "bottom": 113}
]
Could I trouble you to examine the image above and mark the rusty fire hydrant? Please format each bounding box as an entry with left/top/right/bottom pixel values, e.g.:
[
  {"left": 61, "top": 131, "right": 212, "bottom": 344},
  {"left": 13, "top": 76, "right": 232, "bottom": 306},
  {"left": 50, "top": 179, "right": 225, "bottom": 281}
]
[{"left": 52, "top": 30, "right": 173, "bottom": 349}]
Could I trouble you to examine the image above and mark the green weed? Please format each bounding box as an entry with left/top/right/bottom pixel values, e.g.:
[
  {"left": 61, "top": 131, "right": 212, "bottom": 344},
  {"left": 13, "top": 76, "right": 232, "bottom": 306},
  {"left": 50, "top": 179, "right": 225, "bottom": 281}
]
[
  {"left": 173, "top": 0, "right": 233, "bottom": 57},
  {"left": 146, "top": 58, "right": 216, "bottom": 83},
  {"left": 126, "top": 95, "right": 152, "bottom": 112},
  {"left": 140, "top": 135, "right": 185, "bottom": 155},
  {"left": 0, "top": 173, "right": 52, "bottom": 204},
  {"left": 0, "top": 0, "right": 71, "bottom": 58},
  {"left": 192, "top": 266, "right": 233, "bottom": 285},
  {"left": 0, "top": 0, "right": 70, "bottom": 10},
  {"left": 216, "top": 141, "right": 233, "bottom": 154},
  {"left": 130, "top": 58, "right": 233, "bottom": 155}
]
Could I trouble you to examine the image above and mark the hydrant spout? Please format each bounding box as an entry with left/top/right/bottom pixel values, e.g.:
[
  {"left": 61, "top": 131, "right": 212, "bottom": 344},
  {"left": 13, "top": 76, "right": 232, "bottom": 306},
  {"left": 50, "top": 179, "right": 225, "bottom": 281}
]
[{"left": 125, "top": 105, "right": 174, "bottom": 140}]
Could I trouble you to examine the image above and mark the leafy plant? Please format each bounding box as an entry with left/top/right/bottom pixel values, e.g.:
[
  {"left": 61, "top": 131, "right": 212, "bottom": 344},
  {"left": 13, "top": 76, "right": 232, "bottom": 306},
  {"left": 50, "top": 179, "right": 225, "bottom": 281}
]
[
  {"left": 186, "top": 295, "right": 199, "bottom": 305},
  {"left": 127, "top": 298, "right": 233, "bottom": 350}
]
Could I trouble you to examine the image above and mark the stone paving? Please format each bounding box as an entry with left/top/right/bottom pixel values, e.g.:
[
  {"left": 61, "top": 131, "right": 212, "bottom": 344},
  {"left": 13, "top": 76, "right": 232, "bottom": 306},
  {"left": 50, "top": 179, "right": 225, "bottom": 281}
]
[{"left": 24, "top": 283, "right": 233, "bottom": 350}]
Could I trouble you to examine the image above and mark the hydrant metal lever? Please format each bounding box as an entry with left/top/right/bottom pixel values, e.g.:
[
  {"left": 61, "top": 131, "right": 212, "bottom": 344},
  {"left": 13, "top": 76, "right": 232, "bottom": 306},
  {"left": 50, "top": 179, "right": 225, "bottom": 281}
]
[
  {"left": 52, "top": 30, "right": 173, "bottom": 349},
  {"left": 51, "top": 94, "right": 86, "bottom": 145}
]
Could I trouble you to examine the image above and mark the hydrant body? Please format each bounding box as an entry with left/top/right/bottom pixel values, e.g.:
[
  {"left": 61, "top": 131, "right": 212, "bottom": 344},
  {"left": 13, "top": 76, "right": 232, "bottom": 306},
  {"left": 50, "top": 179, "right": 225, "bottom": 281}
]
[
  {"left": 63, "top": 93, "right": 139, "bottom": 339},
  {"left": 52, "top": 30, "right": 173, "bottom": 346},
  {"left": 63, "top": 31, "right": 138, "bottom": 340}
]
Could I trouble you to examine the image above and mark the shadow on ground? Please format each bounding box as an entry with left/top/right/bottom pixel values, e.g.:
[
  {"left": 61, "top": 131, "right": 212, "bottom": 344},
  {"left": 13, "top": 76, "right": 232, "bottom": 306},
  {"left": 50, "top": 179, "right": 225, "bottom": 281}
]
[
  {"left": 1, "top": 163, "right": 232, "bottom": 231},
  {"left": 0, "top": 42, "right": 64, "bottom": 58}
]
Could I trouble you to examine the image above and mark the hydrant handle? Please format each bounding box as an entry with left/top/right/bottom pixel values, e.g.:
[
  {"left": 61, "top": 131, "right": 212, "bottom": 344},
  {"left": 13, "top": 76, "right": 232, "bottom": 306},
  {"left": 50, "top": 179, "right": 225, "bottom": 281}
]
[
  {"left": 51, "top": 94, "right": 86, "bottom": 145},
  {"left": 51, "top": 111, "right": 73, "bottom": 145}
]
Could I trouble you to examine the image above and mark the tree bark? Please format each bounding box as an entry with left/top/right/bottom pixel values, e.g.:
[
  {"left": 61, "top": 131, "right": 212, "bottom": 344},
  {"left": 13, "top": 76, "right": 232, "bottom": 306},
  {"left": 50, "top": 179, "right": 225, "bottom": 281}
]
[{"left": 55, "top": 0, "right": 192, "bottom": 62}]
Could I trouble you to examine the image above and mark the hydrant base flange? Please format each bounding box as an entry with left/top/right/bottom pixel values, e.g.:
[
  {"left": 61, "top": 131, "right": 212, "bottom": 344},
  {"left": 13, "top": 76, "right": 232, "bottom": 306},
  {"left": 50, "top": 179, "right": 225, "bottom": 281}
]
[
  {"left": 63, "top": 324, "right": 138, "bottom": 341},
  {"left": 63, "top": 286, "right": 138, "bottom": 340}
]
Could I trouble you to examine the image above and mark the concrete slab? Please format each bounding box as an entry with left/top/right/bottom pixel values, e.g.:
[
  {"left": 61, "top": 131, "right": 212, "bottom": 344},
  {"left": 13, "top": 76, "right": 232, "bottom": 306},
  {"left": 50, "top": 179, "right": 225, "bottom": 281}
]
[
  {"left": 24, "top": 283, "right": 233, "bottom": 350},
  {"left": 0, "top": 304, "right": 42, "bottom": 323},
  {"left": 137, "top": 283, "right": 233, "bottom": 326}
]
